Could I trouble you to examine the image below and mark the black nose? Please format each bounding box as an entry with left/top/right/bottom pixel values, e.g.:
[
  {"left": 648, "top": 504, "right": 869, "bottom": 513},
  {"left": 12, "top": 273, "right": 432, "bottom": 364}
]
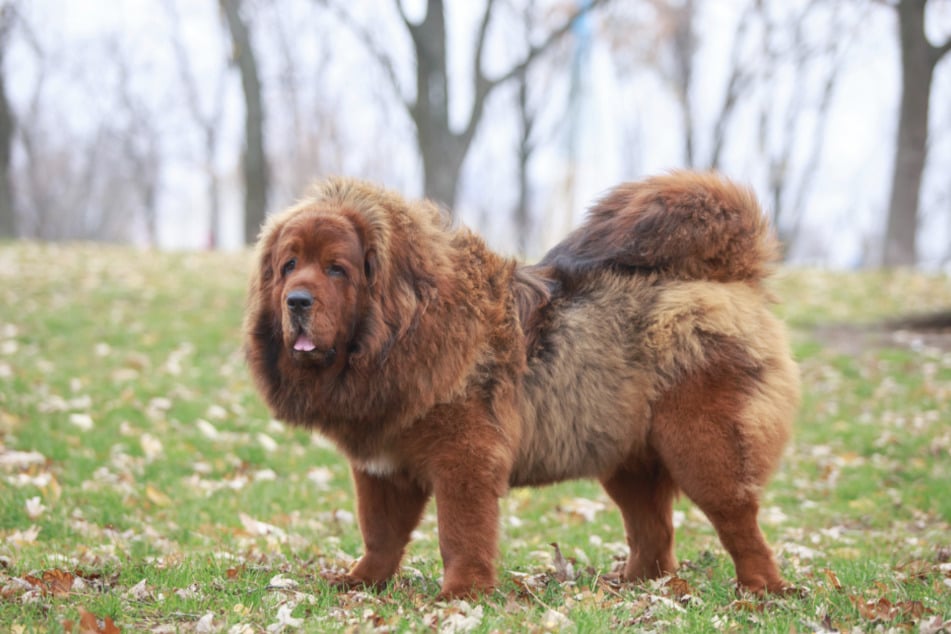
[{"left": 286, "top": 289, "right": 314, "bottom": 312}]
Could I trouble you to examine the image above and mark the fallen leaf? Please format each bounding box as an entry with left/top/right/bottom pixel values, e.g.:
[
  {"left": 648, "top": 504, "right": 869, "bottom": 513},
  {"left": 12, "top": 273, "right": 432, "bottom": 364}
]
[
  {"left": 145, "top": 485, "right": 171, "bottom": 507},
  {"left": 895, "top": 600, "right": 928, "bottom": 620},
  {"left": 25, "top": 496, "right": 46, "bottom": 520},
  {"left": 43, "top": 569, "right": 74, "bottom": 597},
  {"left": 729, "top": 599, "right": 765, "bottom": 613},
  {"left": 550, "top": 543, "right": 574, "bottom": 582},
  {"left": 920, "top": 616, "right": 951, "bottom": 634},
  {"left": 68, "top": 413, "right": 94, "bottom": 431},
  {"left": 266, "top": 603, "right": 304, "bottom": 633},
  {"left": 540, "top": 608, "right": 572, "bottom": 631},
  {"left": 822, "top": 568, "right": 842, "bottom": 591},
  {"left": 557, "top": 497, "right": 605, "bottom": 522},
  {"left": 664, "top": 576, "right": 695, "bottom": 600},
  {"left": 126, "top": 578, "right": 152, "bottom": 601},
  {"left": 74, "top": 607, "right": 120, "bottom": 634},
  {"left": 195, "top": 612, "right": 216, "bottom": 633},
  {"left": 851, "top": 595, "right": 896, "bottom": 622},
  {"left": 437, "top": 602, "right": 483, "bottom": 634},
  {"left": 267, "top": 574, "right": 298, "bottom": 590},
  {"left": 238, "top": 513, "right": 286, "bottom": 539}
]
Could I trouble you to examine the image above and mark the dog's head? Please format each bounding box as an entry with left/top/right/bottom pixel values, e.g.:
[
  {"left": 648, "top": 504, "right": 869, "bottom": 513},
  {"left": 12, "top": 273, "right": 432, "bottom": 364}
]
[
  {"left": 245, "top": 178, "right": 442, "bottom": 402},
  {"left": 267, "top": 209, "right": 371, "bottom": 370}
]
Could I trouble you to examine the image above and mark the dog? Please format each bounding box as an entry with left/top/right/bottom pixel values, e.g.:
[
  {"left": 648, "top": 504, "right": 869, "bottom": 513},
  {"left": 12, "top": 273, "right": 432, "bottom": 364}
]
[{"left": 244, "top": 171, "right": 800, "bottom": 598}]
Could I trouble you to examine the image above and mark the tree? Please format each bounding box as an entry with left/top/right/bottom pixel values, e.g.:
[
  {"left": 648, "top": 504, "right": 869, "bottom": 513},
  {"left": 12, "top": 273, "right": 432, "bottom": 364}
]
[
  {"left": 322, "top": 0, "right": 609, "bottom": 211},
  {"left": 220, "top": 0, "right": 269, "bottom": 245},
  {"left": 756, "top": 0, "right": 857, "bottom": 253},
  {"left": 610, "top": 0, "right": 757, "bottom": 170},
  {"left": 166, "top": 0, "right": 226, "bottom": 249},
  {"left": 0, "top": 1, "right": 16, "bottom": 238},
  {"left": 882, "top": 0, "right": 951, "bottom": 267}
]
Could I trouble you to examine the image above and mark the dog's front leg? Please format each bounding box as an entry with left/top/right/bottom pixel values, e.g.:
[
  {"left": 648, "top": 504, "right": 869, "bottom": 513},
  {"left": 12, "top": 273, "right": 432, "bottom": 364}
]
[
  {"left": 339, "top": 467, "right": 430, "bottom": 590},
  {"left": 432, "top": 473, "right": 501, "bottom": 600}
]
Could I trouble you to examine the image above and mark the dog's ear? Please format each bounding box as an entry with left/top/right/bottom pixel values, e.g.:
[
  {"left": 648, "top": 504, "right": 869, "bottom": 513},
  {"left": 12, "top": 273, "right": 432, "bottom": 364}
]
[
  {"left": 244, "top": 212, "right": 286, "bottom": 390},
  {"left": 251, "top": 211, "right": 285, "bottom": 290},
  {"left": 364, "top": 248, "right": 378, "bottom": 288}
]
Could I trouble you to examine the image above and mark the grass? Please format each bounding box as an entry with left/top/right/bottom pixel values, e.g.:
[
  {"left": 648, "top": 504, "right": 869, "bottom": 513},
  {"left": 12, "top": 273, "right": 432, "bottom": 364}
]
[{"left": 1, "top": 242, "right": 950, "bottom": 632}]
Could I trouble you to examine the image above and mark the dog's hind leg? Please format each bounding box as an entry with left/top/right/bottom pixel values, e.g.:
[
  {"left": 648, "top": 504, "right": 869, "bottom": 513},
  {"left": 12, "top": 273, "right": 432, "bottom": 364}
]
[
  {"left": 649, "top": 369, "right": 790, "bottom": 594},
  {"left": 601, "top": 460, "right": 679, "bottom": 582}
]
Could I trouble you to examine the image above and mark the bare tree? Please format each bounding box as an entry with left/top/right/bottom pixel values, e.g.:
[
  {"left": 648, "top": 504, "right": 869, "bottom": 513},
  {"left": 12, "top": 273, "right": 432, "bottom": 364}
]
[
  {"left": 653, "top": 0, "right": 698, "bottom": 166},
  {"left": 612, "top": 0, "right": 756, "bottom": 170},
  {"left": 11, "top": 25, "right": 158, "bottom": 244},
  {"left": 320, "top": 0, "right": 610, "bottom": 211},
  {"left": 111, "top": 40, "right": 162, "bottom": 247},
  {"left": 882, "top": 0, "right": 951, "bottom": 267},
  {"left": 756, "top": 0, "right": 858, "bottom": 252},
  {"left": 220, "top": 0, "right": 269, "bottom": 244},
  {"left": 513, "top": 1, "right": 541, "bottom": 257},
  {"left": 166, "top": 0, "right": 226, "bottom": 249},
  {"left": 0, "top": 1, "right": 16, "bottom": 238},
  {"left": 264, "top": 3, "right": 348, "bottom": 201}
]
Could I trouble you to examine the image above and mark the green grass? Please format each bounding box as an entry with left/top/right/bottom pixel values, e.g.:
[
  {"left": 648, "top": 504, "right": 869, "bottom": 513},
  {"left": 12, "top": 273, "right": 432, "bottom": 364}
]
[{"left": 1, "top": 242, "right": 950, "bottom": 632}]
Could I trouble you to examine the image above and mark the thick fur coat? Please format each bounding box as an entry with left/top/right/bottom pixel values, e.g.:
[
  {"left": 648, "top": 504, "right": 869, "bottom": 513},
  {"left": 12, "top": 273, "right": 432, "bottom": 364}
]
[{"left": 244, "top": 172, "right": 800, "bottom": 598}]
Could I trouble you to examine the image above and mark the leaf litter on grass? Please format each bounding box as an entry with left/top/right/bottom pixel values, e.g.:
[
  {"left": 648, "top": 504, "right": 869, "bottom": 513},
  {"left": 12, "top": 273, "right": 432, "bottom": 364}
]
[{"left": 2, "top": 245, "right": 951, "bottom": 631}]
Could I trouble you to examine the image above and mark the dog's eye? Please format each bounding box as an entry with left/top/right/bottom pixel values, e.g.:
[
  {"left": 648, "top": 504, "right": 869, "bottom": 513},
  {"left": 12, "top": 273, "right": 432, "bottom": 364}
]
[
  {"left": 327, "top": 264, "right": 347, "bottom": 278},
  {"left": 281, "top": 258, "right": 297, "bottom": 277}
]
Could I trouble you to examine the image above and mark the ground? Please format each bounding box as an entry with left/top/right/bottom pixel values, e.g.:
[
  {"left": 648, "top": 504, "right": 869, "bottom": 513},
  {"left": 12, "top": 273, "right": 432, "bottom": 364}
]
[{"left": 0, "top": 244, "right": 949, "bottom": 632}]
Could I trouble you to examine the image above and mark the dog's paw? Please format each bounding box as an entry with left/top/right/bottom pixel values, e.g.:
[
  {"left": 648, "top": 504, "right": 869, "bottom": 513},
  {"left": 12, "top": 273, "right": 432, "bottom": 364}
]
[{"left": 321, "top": 571, "right": 385, "bottom": 592}]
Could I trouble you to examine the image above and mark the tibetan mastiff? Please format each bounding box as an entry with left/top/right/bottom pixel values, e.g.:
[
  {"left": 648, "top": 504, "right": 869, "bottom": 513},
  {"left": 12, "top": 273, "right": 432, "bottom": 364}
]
[{"left": 244, "top": 172, "right": 800, "bottom": 598}]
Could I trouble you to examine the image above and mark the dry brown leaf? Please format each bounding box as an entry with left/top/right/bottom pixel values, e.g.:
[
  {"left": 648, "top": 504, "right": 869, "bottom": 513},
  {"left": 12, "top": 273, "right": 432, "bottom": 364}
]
[
  {"left": 897, "top": 559, "right": 933, "bottom": 581},
  {"left": 822, "top": 568, "right": 842, "bottom": 591},
  {"left": 550, "top": 542, "right": 574, "bottom": 582},
  {"left": 896, "top": 600, "right": 929, "bottom": 620},
  {"left": 730, "top": 599, "right": 765, "bottom": 613},
  {"left": 145, "top": 485, "right": 171, "bottom": 507},
  {"left": 664, "top": 575, "right": 695, "bottom": 599},
  {"left": 71, "top": 607, "right": 120, "bottom": 634},
  {"left": 852, "top": 595, "right": 895, "bottom": 621},
  {"left": 43, "top": 569, "right": 75, "bottom": 596},
  {"left": 21, "top": 569, "right": 74, "bottom": 596},
  {"left": 22, "top": 575, "right": 44, "bottom": 591}
]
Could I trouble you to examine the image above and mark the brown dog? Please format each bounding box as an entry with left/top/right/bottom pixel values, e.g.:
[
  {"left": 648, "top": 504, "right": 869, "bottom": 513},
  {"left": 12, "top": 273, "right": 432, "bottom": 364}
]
[{"left": 244, "top": 171, "right": 800, "bottom": 599}]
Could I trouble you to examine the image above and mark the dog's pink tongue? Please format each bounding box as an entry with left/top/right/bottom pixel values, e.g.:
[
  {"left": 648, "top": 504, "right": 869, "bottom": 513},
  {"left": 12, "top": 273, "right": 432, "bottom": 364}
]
[{"left": 294, "top": 335, "right": 317, "bottom": 352}]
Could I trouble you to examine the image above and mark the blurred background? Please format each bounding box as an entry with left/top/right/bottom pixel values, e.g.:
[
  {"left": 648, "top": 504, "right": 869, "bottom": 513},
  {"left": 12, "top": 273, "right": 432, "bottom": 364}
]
[{"left": 0, "top": 0, "right": 948, "bottom": 268}]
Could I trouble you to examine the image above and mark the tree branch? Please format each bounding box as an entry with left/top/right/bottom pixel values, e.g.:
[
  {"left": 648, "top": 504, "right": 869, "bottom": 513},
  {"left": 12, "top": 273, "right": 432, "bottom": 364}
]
[
  {"left": 393, "top": 0, "right": 415, "bottom": 34},
  {"left": 463, "top": 0, "right": 609, "bottom": 146},
  {"left": 472, "top": 0, "right": 496, "bottom": 89},
  {"left": 317, "top": 0, "right": 410, "bottom": 109},
  {"left": 933, "top": 37, "right": 951, "bottom": 66}
]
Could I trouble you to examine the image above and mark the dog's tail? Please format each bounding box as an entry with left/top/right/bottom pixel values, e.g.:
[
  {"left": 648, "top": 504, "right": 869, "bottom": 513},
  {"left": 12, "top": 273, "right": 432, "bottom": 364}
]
[{"left": 539, "top": 171, "right": 780, "bottom": 284}]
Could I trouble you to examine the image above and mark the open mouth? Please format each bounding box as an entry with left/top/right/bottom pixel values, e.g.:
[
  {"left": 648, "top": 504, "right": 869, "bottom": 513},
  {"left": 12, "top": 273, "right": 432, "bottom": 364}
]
[
  {"left": 293, "top": 333, "right": 317, "bottom": 352},
  {"left": 289, "top": 330, "right": 337, "bottom": 366}
]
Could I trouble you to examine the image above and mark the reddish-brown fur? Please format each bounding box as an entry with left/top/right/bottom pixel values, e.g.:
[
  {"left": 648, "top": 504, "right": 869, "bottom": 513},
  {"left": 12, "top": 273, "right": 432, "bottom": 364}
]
[{"left": 244, "top": 171, "right": 800, "bottom": 599}]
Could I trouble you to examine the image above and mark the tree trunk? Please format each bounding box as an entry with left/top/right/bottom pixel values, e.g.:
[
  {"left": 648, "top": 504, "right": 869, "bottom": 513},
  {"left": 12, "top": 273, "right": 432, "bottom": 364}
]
[
  {"left": 395, "top": 0, "right": 606, "bottom": 213},
  {"left": 406, "top": 0, "right": 462, "bottom": 208},
  {"left": 514, "top": 65, "right": 532, "bottom": 256},
  {"left": 883, "top": 0, "right": 950, "bottom": 267},
  {"left": 221, "top": 0, "right": 269, "bottom": 244},
  {"left": 0, "top": 3, "right": 16, "bottom": 238}
]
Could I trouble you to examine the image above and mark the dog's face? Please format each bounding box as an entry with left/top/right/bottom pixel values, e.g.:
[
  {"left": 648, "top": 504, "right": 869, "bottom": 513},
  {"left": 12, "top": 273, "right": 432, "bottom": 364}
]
[{"left": 269, "top": 211, "right": 370, "bottom": 370}]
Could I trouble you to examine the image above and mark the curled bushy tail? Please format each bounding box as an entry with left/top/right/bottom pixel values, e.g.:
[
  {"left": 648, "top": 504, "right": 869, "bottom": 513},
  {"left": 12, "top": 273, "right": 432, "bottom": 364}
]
[{"left": 539, "top": 171, "right": 780, "bottom": 283}]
